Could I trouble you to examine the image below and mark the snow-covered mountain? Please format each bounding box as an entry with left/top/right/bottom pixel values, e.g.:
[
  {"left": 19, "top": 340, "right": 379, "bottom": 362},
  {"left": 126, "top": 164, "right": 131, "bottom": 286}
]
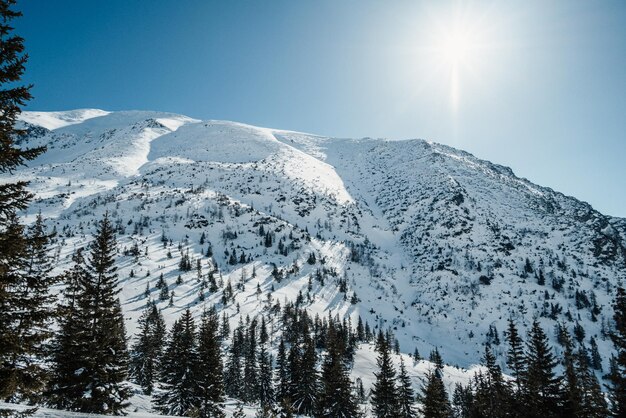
[{"left": 7, "top": 109, "right": 625, "bottom": 398}]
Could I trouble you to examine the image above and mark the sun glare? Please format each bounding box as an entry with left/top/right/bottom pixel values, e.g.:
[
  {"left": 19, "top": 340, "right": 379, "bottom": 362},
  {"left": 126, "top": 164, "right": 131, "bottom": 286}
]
[
  {"left": 425, "top": 10, "right": 492, "bottom": 113},
  {"left": 441, "top": 29, "right": 474, "bottom": 66}
]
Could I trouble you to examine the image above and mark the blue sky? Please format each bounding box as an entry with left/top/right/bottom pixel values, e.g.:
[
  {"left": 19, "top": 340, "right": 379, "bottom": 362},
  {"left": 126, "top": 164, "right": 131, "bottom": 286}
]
[{"left": 16, "top": 0, "right": 626, "bottom": 217}]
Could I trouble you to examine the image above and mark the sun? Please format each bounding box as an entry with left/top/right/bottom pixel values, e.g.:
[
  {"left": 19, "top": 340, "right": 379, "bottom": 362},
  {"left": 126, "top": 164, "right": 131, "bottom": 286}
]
[{"left": 440, "top": 29, "right": 474, "bottom": 67}]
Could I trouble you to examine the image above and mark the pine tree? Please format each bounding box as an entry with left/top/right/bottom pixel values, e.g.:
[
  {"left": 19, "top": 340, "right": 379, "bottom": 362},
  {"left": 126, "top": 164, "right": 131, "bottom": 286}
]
[
  {"left": 523, "top": 319, "right": 562, "bottom": 418},
  {"left": 608, "top": 286, "right": 626, "bottom": 417},
  {"left": 257, "top": 319, "right": 274, "bottom": 410},
  {"left": 451, "top": 382, "right": 473, "bottom": 418},
  {"left": 242, "top": 319, "right": 260, "bottom": 403},
  {"left": 0, "top": 0, "right": 49, "bottom": 400},
  {"left": 471, "top": 345, "right": 512, "bottom": 418},
  {"left": 47, "top": 249, "right": 89, "bottom": 410},
  {"left": 317, "top": 323, "right": 358, "bottom": 418},
  {"left": 505, "top": 318, "right": 526, "bottom": 392},
  {"left": 155, "top": 309, "right": 199, "bottom": 416},
  {"left": 129, "top": 300, "right": 165, "bottom": 394},
  {"left": 371, "top": 331, "right": 400, "bottom": 417},
  {"left": 575, "top": 346, "right": 609, "bottom": 418},
  {"left": 561, "top": 327, "right": 583, "bottom": 418},
  {"left": 289, "top": 331, "right": 318, "bottom": 415},
  {"left": 48, "top": 214, "right": 131, "bottom": 414},
  {"left": 1, "top": 214, "right": 57, "bottom": 401},
  {"left": 396, "top": 358, "right": 416, "bottom": 418},
  {"left": 419, "top": 368, "right": 451, "bottom": 418},
  {"left": 224, "top": 329, "right": 243, "bottom": 399},
  {"left": 276, "top": 337, "right": 290, "bottom": 409},
  {"left": 196, "top": 307, "right": 225, "bottom": 418}
]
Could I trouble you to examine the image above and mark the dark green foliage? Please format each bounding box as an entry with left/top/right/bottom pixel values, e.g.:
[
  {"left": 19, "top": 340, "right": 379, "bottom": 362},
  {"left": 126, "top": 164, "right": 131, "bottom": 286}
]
[
  {"left": 48, "top": 214, "right": 130, "bottom": 414},
  {"left": 429, "top": 348, "right": 444, "bottom": 371},
  {"left": 257, "top": 319, "right": 274, "bottom": 409},
  {"left": 197, "top": 307, "right": 225, "bottom": 418},
  {"left": 522, "top": 320, "right": 562, "bottom": 418},
  {"left": 155, "top": 309, "right": 199, "bottom": 416},
  {"left": 419, "top": 369, "right": 451, "bottom": 418},
  {"left": 608, "top": 286, "right": 626, "bottom": 417},
  {"left": 242, "top": 319, "right": 260, "bottom": 403},
  {"left": 451, "top": 382, "right": 473, "bottom": 418},
  {"left": 289, "top": 330, "right": 318, "bottom": 415},
  {"left": 0, "top": 0, "right": 49, "bottom": 401},
  {"left": 505, "top": 318, "right": 526, "bottom": 393},
  {"left": 371, "top": 331, "right": 400, "bottom": 417},
  {"left": 224, "top": 329, "right": 243, "bottom": 399},
  {"left": 317, "top": 323, "right": 358, "bottom": 418},
  {"left": 470, "top": 346, "right": 512, "bottom": 418},
  {"left": 0, "top": 214, "right": 56, "bottom": 401},
  {"left": 129, "top": 300, "right": 165, "bottom": 394},
  {"left": 396, "top": 358, "right": 416, "bottom": 418},
  {"left": 276, "top": 338, "right": 290, "bottom": 409}
]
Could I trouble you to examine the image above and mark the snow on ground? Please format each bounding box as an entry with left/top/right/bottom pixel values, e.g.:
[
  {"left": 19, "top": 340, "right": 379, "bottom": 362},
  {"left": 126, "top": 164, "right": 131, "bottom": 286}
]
[
  {"left": 5, "top": 109, "right": 625, "bottom": 415},
  {"left": 19, "top": 109, "right": 111, "bottom": 130}
]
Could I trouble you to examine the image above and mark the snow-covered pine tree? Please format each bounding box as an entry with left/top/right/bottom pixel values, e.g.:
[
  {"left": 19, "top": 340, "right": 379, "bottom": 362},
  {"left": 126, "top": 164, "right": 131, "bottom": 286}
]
[
  {"left": 155, "top": 308, "right": 199, "bottom": 416},
  {"left": 129, "top": 300, "right": 166, "bottom": 394}
]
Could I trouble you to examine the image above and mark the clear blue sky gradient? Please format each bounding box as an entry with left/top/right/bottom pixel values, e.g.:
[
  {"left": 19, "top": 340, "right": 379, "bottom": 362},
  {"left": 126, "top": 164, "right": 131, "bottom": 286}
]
[{"left": 15, "top": 0, "right": 626, "bottom": 217}]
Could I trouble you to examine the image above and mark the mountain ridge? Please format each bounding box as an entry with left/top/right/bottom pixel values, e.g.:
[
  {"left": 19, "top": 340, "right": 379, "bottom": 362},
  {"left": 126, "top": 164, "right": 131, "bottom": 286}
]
[{"left": 8, "top": 109, "right": 625, "bottom": 377}]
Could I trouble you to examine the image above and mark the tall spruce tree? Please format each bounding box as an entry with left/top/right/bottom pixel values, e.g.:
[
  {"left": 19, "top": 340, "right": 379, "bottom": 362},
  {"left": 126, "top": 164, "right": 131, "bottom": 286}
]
[
  {"left": 523, "top": 320, "right": 562, "bottom": 418},
  {"left": 129, "top": 300, "right": 165, "bottom": 395},
  {"left": 471, "top": 345, "right": 512, "bottom": 418},
  {"left": 608, "top": 286, "right": 626, "bottom": 417},
  {"left": 224, "top": 328, "right": 243, "bottom": 399},
  {"left": 242, "top": 318, "right": 260, "bottom": 403},
  {"left": 575, "top": 346, "right": 609, "bottom": 418},
  {"left": 155, "top": 309, "right": 199, "bottom": 416},
  {"left": 560, "top": 327, "right": 584, "bottom": 418},
  {"left": 396, "top": 358, "right": 416, "bottom": 418},
  {"left": 0, "top": 0, "right": 50, "bottom": 401},
  {"left": 257, "top": 318, "right": 274, "bottom": 410},
  {"left": 289, "top": 330, "right": 319, "bottom": 415},
  {"left": 48, "top": 214, "right": 130, "bottom": 413},
  {"left": 2, "top": 214, "right": 56, "bottom": 401},
  {"left": 419, "top": 368, "right": 451, "bottom": 418},
  {"left": 196, "top": 307, "right": 225, "bottom": 418},
  {"left": 47, "top": 249, "right": 90, "bottom": 409},
  {"left": 276, "top": 337, "right": 290, "bottom": 409},
  {"left": 371, "top": 331, "right": 400, "bottom": 417},
  {"left": 317, "top": 323, "right": 358, "bottom": 418},
  {"left": 505, "top": 318, "right": 526, "bottom": 393}
]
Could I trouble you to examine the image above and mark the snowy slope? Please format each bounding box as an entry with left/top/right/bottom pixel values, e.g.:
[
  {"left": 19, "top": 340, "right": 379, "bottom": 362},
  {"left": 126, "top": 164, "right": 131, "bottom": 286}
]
[{"left": 6, "top": 109, "right": 626, "bottom": 414}]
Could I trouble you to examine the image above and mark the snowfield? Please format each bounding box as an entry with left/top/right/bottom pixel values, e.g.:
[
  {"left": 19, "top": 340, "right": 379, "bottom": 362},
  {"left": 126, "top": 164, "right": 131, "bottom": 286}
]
[{"left": 5, "top": 109, "right": 625, "bottom": 416}]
